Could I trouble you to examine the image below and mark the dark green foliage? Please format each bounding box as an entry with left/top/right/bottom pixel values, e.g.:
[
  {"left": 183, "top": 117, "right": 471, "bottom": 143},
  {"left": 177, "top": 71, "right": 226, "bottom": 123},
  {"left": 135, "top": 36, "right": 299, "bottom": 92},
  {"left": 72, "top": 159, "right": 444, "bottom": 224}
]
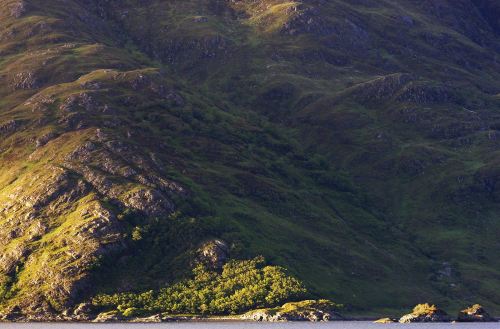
[{"left": 92, "top": 257, "right": 306, "bottom": 315}]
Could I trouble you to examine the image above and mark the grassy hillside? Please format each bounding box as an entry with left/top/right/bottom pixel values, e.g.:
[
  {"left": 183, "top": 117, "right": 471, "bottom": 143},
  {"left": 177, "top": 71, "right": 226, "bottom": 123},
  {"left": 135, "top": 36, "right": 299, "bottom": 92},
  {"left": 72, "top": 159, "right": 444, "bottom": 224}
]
[{"left": 0, "top": 0, "right": 500, "bottom": 317}]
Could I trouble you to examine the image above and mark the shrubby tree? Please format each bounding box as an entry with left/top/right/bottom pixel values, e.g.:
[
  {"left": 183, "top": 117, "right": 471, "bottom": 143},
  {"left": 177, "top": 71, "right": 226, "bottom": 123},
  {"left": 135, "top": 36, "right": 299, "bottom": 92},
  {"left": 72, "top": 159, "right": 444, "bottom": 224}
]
[{"left": 92, "top": 257, "right": 307, "bottom": 315}]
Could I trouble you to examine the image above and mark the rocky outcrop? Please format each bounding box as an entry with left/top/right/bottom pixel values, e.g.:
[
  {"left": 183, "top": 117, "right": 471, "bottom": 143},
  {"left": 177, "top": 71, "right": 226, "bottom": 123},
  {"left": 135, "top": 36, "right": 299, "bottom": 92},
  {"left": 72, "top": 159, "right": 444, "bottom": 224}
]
[
  {"left": 457, "top": 304, "right": 497, "bottom": 322},
  {"left": 35, "top": 132, "right": 58, "bottom": 148},
  {"left": 242, "top": 300, "right": 342, "bottom": 322},
  {"left": 399, "top": 304, "right": 451, "bottom": 323},
  {"left": 9, "top": 1, "right": 28, "bottom": 19},
  {"left": 243, "top": 309, "right": 333, "bottom": 322},
  {"left": 399, "top": 312, "right": 450, "bottom": 323},
  {"left": 71, "top": 302, "right": 97, "bottom": 321},
  {"left": 93, "top": 310, "right": 124, "bottom": 322},
  {"left": 92, "top": 312, "right": 199, "bottom": 323},
  {"left": 0, "top": 120, "right": 21, "bottom": 136},
  {"left": 374, "top": 317, "right": 397, "bottom": 323},
  {"left": 11, "top": 71, "right": 39, "bottom": 90},
  {"left": 123, "top": 188, "right": 175, "bottom": 217},
  {"left": 197, "top": 239, "right": 229, "bottom": 270}
]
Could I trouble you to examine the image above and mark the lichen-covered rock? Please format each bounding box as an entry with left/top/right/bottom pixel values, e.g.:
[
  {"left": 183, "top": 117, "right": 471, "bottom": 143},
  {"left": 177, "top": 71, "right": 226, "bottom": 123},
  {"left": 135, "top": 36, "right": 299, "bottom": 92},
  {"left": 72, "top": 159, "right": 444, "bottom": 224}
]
[
  {"left": 93, "top": 310, "right": 124, "bottom": 322},
  {"left": 11, "top": 71, "right": 39, "bottom": 90},
  {"left": 123, "top": 188, "right": 174, "bottom": 217},
  {"left": 242, "top": 300, "right": 342, "bottom": 322},
  {"left": 399, "top": 304, "right": 451, "bottom": 323},
  {"left": 73, "top": 302, "right": 97, "bottom": 321},
  {"left": 59, "top": 93, "right": 98, "bottom": 113},
  {"left": 457, "top": 304, "right": 497, "bottom": 322},
  {"left": 130, "top": 314, "right": 163, "bottom": 322},
  {"left": 374, "top": 317, "right": 397, "bottom": 323},
  {"left": 197, "top": 239, "right": 229, "bottom": 270}
]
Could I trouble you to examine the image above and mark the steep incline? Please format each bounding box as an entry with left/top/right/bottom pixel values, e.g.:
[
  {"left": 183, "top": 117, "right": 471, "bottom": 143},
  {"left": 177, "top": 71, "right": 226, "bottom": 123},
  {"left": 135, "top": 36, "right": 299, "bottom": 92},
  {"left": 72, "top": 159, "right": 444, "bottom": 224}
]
[{"left": 0, "top": 0, "right": 500, "bottom": 317}]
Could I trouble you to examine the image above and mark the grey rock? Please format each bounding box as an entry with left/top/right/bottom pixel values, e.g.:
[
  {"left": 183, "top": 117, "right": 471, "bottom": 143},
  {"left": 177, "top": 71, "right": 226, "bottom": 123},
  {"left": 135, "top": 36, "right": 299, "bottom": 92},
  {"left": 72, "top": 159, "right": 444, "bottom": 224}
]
[
  {"left": 458, "top": 304, "right": 497, "bottom": 322},
  {"left": 242, "top": 304, "right": 340, "bottom": 322},
  {"left": 59, "top": 93, "right": 97, "bottom": 112},
  {"left": 11, "top": 71, "right": 39, "bottom": 90},
  {"left": 197, "top": 239, "right": 229, "bottom": 270},
  {"left": 35, "top": 132, "right": 58, "bottom": 148},
  {"left": 124, "top": 188, "right": 175, "bottom": 217},
  {"left": 0, "top": 120, "right": 20, "bottom": 135},
  {"left": 93, "top": 311, "right": 123, "bottom": 322},
  {"left": 399, "top": 309, "right": 450, "bottom": 323},
  {"left": 72, "top": 302, "right": 96, "bottom": 321},
  {"left": 10, "top": 1, "right": 27, "bottom": 18}
]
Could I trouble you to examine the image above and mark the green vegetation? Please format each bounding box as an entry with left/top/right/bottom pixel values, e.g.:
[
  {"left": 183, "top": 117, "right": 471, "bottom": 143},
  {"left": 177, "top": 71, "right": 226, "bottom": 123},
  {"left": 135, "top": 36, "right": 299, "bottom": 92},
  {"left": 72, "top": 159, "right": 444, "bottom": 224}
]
[
  {"left": 92, "top": 257, "right": 306, "bottom": 316},
  {"left": 412, "top": 303, "right": 439, "bottom": 316},
  {"left": 0, "top": 0, "right": 500, "bottom": 318}
]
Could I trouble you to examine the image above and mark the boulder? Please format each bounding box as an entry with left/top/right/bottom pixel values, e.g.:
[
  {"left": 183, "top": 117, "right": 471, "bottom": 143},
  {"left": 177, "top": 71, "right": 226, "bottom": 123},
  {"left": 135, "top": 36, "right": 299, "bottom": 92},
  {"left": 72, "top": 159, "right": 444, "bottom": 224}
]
[
  {"left": 242, "top": 300, "right": 342, "bottom": 322},
  {"left": 197, "top": 239, "right": 229, "bottom": 270},
  {"left": 374, "top": 317, "right": 397, "bottom": 323},
  {"left": 123, "top": 188, "right": 175, "bottom": 217},
  {"left": 72, "top": 302, "right": 97, "bottom": 321},
  {"left": 399, "top": 303, "right": 451, "bottom": 323},
  {"left": 131, "top": 314, "right": 163, "bottom": 322},
  {"left": 457, "top": 304, "right": 497, "bottom": 322},
  {"left": 93, "top": 310, "right": 124, "bottom": 322}
]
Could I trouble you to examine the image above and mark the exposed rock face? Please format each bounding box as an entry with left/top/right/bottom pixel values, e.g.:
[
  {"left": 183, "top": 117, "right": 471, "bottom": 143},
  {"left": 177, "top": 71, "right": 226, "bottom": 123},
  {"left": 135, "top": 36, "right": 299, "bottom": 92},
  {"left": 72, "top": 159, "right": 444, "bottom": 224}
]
[
  {"left": 0, "top": 166, "right": 126, "bottom": 315},
  {"left": 11, "top": 71, "right": 39, "bottom": 90},
  {"left": 399, "top": 304, "right": 451, "bottom": 323},
  {"left": 123, "top": 188, "right": 175, "bottom": 217},
  {"left": 458, "top": 304, "right": 497, "bottom": 322},
  {"left": 72, "top": 302, "right": 97, "bottom": 321},
  {"left": 9, "top": 1, "right": 28, "bottom": 18},
  {"left": 93, "top": 311, "right": 123, "bottom": 322},
  {"left": 242, "top": 300, "right": 342, "bottom": 322},
  {"left": 0, "top": 120, "right": 21, "bottom": 135},
  {"left": 243, "top": 309, "right": 333, "bottom": 322},
  {"left": 399, "top": 311, "right": 450, "bottom": 323},
  {"left": 197, "top": 239, "right": 229, "bottom": 270},
  {"left": 35, "top": 132, "right": 58, "bottom": 148}
]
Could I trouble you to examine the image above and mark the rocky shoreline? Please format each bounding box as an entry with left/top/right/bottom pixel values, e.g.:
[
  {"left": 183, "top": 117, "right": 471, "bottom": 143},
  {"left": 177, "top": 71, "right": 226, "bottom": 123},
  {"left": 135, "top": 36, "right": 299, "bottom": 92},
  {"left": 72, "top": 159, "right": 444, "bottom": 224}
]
[
  {"left": 1, "top": 315, "right": 499, "bottom": 323},
  {"left": 1, "top": 302, "right": 498, "bottom": 323},
  {"left": 374, "top": 303, "right": 498, "bottom": 324}
]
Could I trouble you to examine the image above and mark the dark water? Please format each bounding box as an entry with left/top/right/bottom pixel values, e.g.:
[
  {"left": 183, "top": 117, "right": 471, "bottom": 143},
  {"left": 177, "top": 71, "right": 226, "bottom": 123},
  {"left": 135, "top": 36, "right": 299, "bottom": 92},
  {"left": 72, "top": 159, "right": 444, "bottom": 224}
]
[{"left": 1, "top": 322, "right": 499, "bottom": 329}]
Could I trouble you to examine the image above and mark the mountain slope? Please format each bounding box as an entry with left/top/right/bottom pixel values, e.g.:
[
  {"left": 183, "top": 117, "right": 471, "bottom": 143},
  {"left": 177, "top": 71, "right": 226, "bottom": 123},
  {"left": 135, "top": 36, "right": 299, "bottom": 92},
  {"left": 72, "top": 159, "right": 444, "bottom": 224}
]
[{"left": 1, "top": 0, "right": 500, "bottom": 317}]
